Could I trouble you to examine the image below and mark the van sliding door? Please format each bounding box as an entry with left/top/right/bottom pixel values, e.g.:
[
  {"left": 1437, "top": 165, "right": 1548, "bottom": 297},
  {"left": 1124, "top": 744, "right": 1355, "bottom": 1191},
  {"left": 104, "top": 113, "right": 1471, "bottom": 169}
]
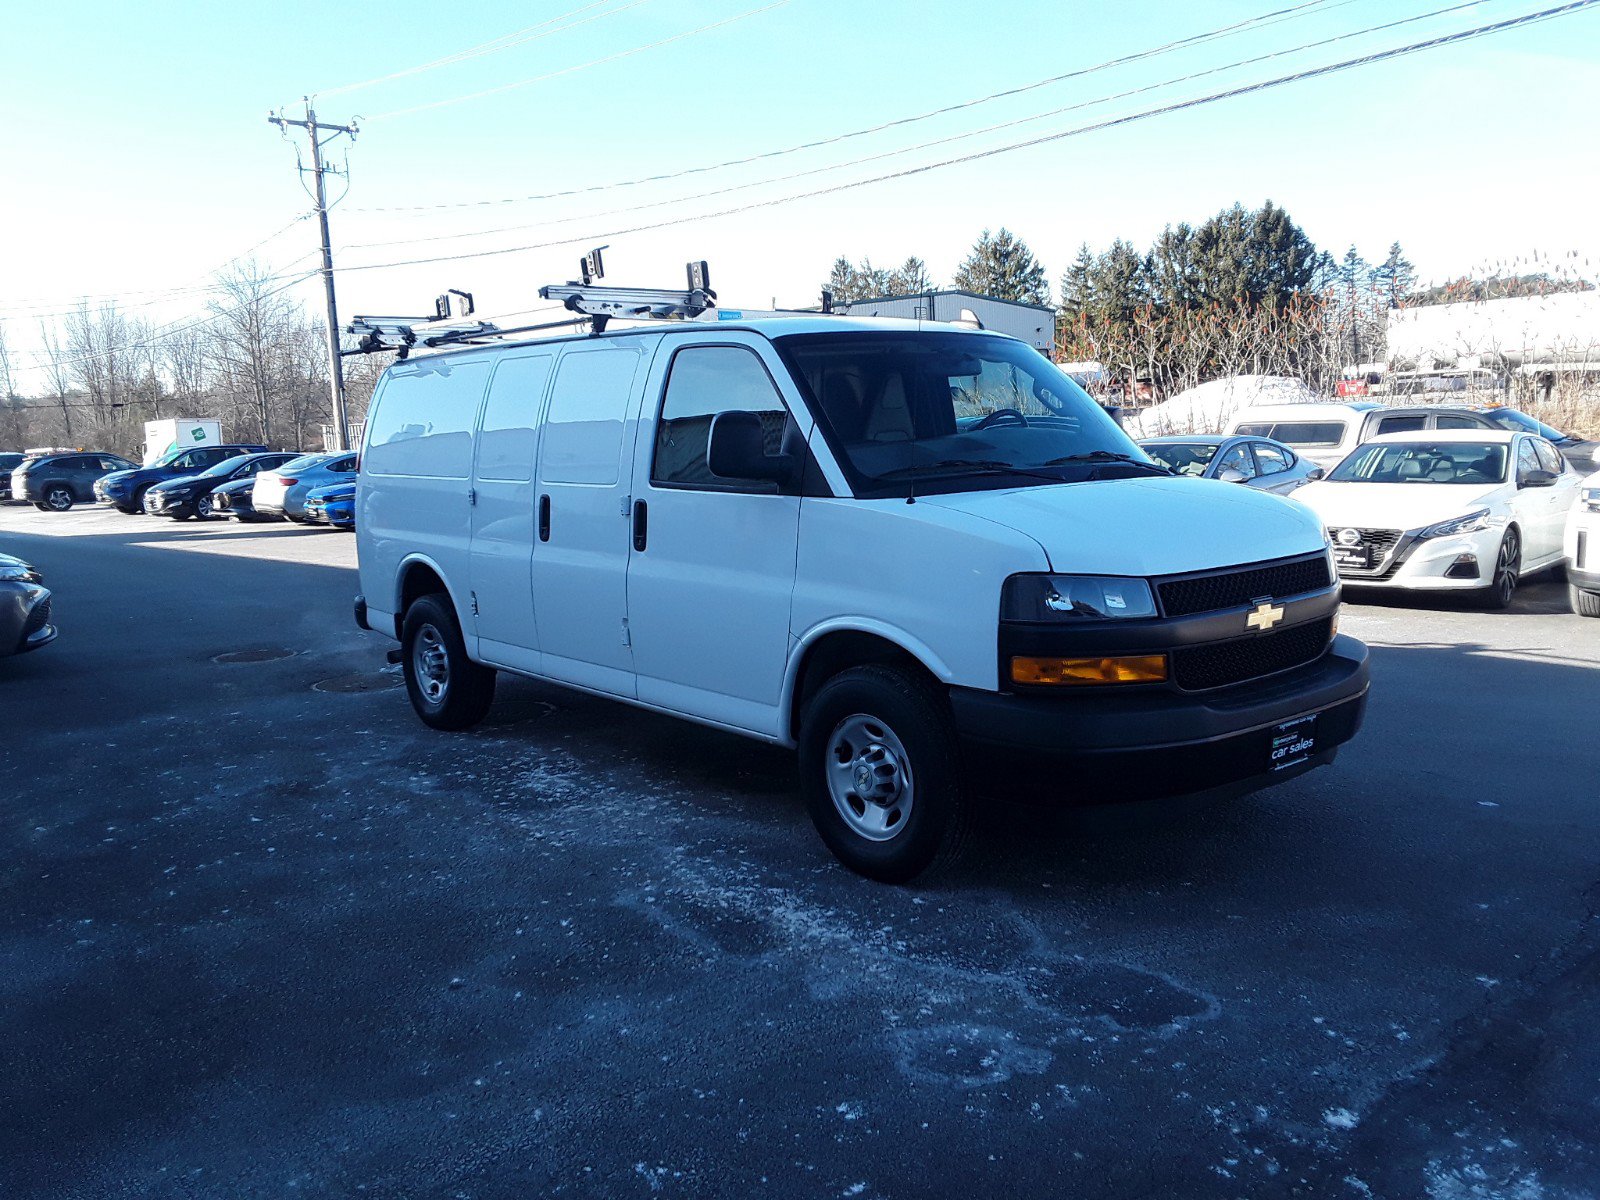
[{"left": 529, "top": 339, "right": 657, "bottom": 698}]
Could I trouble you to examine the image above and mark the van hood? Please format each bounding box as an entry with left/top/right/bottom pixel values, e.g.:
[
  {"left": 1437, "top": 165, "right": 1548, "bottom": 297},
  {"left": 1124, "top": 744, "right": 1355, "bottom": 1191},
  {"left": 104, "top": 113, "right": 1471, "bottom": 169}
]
[
  {"left": 917, "top": 476, "right": 1324, "bottom": 575},
  {"left": 1294, "top": 480, "right": 1507, "bottom": 531}
]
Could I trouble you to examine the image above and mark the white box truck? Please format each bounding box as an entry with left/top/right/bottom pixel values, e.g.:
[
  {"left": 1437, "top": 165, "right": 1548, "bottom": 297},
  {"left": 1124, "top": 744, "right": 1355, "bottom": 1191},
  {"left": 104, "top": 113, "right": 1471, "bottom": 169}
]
[{"left": 142, "top": 419, "right": 221, "bottom": 466}]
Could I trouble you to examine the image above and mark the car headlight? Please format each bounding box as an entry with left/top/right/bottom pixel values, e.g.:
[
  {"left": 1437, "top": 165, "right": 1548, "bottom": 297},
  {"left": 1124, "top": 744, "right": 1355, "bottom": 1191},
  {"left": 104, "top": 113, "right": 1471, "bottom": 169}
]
[
  {"left": 1584, "top": 487, "right": 1600, "bottom": 512},
  {"left": 1002, "top": 574, "right": 1158, "bottom": 621},
  {"left": 0, "top": 564, "right": 39, "bottom": 583},
  {"left": 1417, "top": 509, "right": 1493, "bottom": 540},
  {"left": 166, "top": 486, "right": 195, "bottom": 499}
]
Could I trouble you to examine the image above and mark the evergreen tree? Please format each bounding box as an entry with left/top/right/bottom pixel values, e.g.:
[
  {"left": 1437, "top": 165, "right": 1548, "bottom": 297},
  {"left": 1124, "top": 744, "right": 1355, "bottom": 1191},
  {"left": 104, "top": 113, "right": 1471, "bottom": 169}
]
[
  {"left": 952, "top": 228, "right": 1050, "bottom": 305},
  {"left": 1059, "top": 243, "right": 1096, "bottom": 322},
  {"left": 891, "top": 256, "right": 934, "bottom": 296},
  {"left": 1371, "top": 242, "right": 1417, "bottom": 307}
]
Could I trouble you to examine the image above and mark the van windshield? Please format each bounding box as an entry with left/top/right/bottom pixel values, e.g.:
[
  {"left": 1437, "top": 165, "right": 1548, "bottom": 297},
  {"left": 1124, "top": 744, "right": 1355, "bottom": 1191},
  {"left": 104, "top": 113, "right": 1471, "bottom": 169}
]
[{"left": 774, "top": 331, "right": 1156, "bottom": 496}]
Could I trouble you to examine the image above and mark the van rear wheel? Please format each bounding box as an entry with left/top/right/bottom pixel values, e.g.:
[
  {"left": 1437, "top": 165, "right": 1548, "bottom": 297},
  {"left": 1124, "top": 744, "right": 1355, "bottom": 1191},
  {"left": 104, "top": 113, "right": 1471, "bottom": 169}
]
[
  {"left": 401, "top": 594, "right": 496, "bottom": 731},
  {"left": 798, "top": 664, "right": 968, "bottom": 883}
]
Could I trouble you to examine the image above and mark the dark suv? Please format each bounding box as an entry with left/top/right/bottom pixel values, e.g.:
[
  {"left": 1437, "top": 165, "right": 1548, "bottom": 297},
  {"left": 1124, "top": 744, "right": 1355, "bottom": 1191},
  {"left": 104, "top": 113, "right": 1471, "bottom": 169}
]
[
  {"left": 0, "top": 453, "right": 25, "bottom": 502},
  {"left": 95, "top": 444, "right": 268, "bottom": 514},
  {"left": 1365, "top": 405, "right": 1595, "bottom": 470},
  {"left": 11, "top": 452, "right": 138, "bottom": 512}
]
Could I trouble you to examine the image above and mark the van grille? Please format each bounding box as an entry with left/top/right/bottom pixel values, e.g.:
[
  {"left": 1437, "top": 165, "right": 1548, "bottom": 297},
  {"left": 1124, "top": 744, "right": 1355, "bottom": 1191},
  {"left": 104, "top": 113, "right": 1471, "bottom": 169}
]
[
  {"left": 1171, "top": 618, "right": 1333, "bottom": 691},
  {"left": 1157, "top": 555, "right": 1332, "bottom": 618}
]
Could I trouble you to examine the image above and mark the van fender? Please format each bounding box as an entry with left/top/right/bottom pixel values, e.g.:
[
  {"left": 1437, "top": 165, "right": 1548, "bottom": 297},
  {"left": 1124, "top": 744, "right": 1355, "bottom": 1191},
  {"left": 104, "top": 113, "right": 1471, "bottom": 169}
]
[
  {"left": 779, "top": 617, "right": 955, "bottom": 743},
  {"left": 394, "top": 552, "right": 471, "bottom": 633}
]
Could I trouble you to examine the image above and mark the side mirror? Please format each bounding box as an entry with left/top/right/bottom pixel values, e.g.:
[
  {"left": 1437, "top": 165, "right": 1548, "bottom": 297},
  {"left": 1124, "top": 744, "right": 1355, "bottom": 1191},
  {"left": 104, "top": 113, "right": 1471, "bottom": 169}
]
[
  {"left": 1307, "top": 466, "right": 1326, "bottom": 481},
  {"left": 1217, "top": 467, "right": 1249, "bottom": 484},
  {"left": 1520, "top": 468, "right": 1557, "bottom": 488},
  {"left": 707, "top": 411, "right": 793, "bottom": 484}
]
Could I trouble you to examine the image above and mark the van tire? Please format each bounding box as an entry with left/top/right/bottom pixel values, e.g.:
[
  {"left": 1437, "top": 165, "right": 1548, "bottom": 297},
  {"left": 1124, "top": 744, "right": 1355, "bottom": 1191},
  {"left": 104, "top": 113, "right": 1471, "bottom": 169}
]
[
  {"left": 401, "top": 594, "right": 496, "bottom": 731},
  {"left": 1572, "top": 584, "right": 1600, "bottom": 618},
  {"left": 798, "top": 664, "right": 968, "bottom": 884}
]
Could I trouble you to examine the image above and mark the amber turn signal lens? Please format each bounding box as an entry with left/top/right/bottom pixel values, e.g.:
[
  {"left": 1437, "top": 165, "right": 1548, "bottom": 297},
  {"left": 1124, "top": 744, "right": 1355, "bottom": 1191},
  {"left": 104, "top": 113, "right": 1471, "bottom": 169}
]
[{"left": 1010, "top": 654, "right": 1168, "bottom": 686}]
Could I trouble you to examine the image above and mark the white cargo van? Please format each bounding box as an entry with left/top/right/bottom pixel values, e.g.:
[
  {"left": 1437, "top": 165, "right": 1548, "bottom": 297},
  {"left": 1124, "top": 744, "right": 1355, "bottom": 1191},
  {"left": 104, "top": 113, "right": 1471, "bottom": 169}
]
[{"left": 355, "top": 306, "right": 1369, "bottom": 881}]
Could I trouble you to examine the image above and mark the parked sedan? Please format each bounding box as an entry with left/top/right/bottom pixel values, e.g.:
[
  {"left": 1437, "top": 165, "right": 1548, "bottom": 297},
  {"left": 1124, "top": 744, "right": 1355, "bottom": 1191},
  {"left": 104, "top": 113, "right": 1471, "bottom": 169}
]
[
  {"left": 12, "top": 452, "right": 137, "bottom": 512},
  {"left": 1138, "top": 435, "right": 1323, "bottom": 495},
  {"left": 0, "top": 452, "right": 25, "bottom": 502},
  {"left": 96, "top": 443, "right": 267, "bottom": 514},
  {"left": 0, "top": 550, "right": 55, "bottom": 657},
  {"left": 211, "top": 476, "right": 269, "bottom": 522},
  {"left": 302, "top": 482, "right": 355, "bottom": 529},
  {"left": 1294, "top": 430, "right": 1583, "bottom": 608},
  {"left": 143, "top": 452, "right": 301, "bottom": 520},
  {"left": 1565, "top": 470, "right": 1600, "bottom": 617},
  {"left": 253, "top": 452, "right": 358, "bottom": 521}
]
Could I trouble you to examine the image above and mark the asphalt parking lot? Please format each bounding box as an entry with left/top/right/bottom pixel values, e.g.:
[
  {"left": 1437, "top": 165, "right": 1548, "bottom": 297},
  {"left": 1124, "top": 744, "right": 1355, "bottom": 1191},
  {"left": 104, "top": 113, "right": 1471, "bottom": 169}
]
[{"left": 3, "top": 504, "right": 1598, "bottom": 1199}]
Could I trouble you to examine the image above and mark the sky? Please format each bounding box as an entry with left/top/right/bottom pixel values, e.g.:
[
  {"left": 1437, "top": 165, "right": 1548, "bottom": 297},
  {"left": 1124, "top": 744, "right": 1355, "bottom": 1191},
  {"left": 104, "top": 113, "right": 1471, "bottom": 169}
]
[{"left": 4, "top": 0, "right": 1600, "bottom": 393}]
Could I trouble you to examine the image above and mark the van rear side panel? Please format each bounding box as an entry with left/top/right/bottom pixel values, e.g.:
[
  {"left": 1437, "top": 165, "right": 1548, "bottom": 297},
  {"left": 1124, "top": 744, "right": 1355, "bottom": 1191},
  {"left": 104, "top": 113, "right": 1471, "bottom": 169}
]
[{"left": 358, "top": 357, "right": 493, "bottom": 634}]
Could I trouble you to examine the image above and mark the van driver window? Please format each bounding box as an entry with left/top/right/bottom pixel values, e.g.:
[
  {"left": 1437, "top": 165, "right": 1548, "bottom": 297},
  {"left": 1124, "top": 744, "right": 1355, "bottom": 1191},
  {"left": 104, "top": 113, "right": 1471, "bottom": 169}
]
[{"left": 652, "top": 347, "right": 790, "bottom": 492}]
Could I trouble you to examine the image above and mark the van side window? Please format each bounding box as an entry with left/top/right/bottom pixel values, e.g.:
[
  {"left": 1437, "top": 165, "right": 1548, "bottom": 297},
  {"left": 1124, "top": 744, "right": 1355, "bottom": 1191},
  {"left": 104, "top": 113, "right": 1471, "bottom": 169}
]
[
  {"left": 652, "top": 346, "right": 790, "bottom": 493},
  {"left": 541, "top": 347, "right": 643, "bottom": 485},
  {"left": 365, "top": 360, "right": 488, "bottom": 479},
  {"left": 478, "top": 355, "right": 552, "bottom": 482},
  {"left": 1435, "top": 414, "right": 1481, "bottom": 430},
  {"left": 1268, "top": 422, "right": 1343, "bottom": 447},
  {"left": 1233, "top": 423, "right": 1272, "bottom": 437},
  {"left": 1376, "top": 415, "right": 1426, "bottom": 435}
]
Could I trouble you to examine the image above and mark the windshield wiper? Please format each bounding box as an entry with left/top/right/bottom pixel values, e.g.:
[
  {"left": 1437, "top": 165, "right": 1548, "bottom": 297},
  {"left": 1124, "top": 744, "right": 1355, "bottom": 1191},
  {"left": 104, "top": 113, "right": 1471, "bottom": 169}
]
[
  {"left": 873, "top": 459, "right": 1070, "bottom": 484},
  {"left": 1041, "top": 450, "right": 1170, "bottom": 474}
]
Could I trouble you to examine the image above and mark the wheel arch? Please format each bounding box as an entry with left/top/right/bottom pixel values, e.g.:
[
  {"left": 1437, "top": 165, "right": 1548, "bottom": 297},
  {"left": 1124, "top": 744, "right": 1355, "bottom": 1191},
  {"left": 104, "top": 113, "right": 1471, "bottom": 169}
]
[
  {"left": 781, "top": 621, "right": 952, "bottom": 745},
  {"left": 393, "top": 554, "right": 466, "bottom": 641}
]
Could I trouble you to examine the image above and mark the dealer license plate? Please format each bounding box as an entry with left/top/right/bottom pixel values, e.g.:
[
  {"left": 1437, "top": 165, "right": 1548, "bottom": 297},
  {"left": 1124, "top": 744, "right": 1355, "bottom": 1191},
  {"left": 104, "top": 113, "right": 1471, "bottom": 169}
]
[
  {"left": 1332, "top": 545, "right": 1370, "bottom": 570},
  {"left": 1269, "top": 715, "right": 1318, "bottom": 772}
]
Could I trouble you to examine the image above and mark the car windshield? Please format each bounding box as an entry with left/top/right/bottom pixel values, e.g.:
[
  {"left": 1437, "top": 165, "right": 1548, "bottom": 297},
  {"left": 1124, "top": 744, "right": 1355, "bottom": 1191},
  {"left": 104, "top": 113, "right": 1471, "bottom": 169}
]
[
  {"left": 280, "top": 454, "right": 335, "bottom": 472},
  {"left": 775, "top": 331, "right": 1153, "bottom": 496},
  {"left": 1141, "top": 442, "right": 1219, "bottom": 476},
  {"left": 197, "top": 454, "right": 255, "bottom": 478},
  {"left": 1484, "top": 409, "right": 1567, "bottom": 440},
  {"left": 1327, "top": 441, "right": 1508, "bottom": 484}
]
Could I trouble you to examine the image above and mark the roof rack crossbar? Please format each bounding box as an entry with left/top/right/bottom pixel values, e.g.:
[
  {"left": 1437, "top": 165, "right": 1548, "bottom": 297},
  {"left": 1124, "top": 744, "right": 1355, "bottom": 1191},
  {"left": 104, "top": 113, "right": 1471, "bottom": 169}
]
[{"left": 538, "top": 283, "right": 717, "bottom": 324}]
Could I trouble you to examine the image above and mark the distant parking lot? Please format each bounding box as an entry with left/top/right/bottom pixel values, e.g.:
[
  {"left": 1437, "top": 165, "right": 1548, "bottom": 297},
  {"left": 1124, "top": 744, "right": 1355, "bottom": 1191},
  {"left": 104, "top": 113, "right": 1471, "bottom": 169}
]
[{"left": 3, "top": 504, "right": 1599, "bottom": 1198}]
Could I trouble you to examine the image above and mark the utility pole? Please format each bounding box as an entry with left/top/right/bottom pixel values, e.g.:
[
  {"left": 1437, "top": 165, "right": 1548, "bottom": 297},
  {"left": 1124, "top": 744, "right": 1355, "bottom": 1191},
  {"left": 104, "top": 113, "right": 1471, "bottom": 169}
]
[{"left": 269, "top": 100, "right": 358, "bottom": 451}]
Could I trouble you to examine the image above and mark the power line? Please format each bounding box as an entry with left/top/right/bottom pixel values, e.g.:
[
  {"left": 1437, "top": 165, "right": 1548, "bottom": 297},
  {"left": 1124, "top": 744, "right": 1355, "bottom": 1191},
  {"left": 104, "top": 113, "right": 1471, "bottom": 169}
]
[
  {"left": 341, "top": 0, "right": 1491, "bottom": 254},
  {"left": 0, "top": 216, "right": 314, "bottom": 317},
  {"left": 14, "top": 271, "right": 322, "bottom": 370},
  {"left": 365, "top": 0, "right": 795, "bottom": 121},
  {"left": 310, "top": 0, "right": 648, "bottom": 99},
  {"left": 332, "top": 0, "right": 1600, "bottom": 277},
  {"left": 350, "top": 0, "right": 1352, "bottom": 212}
]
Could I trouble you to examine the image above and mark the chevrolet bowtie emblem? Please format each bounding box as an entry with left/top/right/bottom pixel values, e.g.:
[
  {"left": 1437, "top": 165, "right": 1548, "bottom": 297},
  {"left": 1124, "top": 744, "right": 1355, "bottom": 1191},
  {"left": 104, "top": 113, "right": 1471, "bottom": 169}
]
[{"left": 1246, "top": 600, "right": 1285, "bottom": 632}]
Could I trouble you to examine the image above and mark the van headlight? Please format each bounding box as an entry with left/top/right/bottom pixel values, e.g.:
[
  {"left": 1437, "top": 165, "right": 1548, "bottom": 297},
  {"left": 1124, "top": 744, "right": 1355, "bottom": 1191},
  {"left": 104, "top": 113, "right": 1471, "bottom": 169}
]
[
  {"left": 1002, "top": 574, "right": 1158, "bottom": 621},
  {"left": 1417, "top": 509, "right": 1492, "bottom": 540}
]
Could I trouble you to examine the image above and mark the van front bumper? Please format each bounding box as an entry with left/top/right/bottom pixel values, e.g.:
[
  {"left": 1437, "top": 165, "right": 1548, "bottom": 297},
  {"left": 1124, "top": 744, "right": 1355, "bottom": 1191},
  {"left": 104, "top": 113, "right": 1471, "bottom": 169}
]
[{"left": 949, "top": 634, "right": 1369, "bottom": 802}]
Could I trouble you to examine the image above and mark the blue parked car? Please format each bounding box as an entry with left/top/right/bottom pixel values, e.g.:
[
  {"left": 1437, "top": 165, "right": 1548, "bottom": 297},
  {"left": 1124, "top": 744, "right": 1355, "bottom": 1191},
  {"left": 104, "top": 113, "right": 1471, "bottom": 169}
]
[
  {"left": 96, "top": 443, "right": 267, "bottom": 514},
  {"left": 302, "top": 482, "right": 355, "bottom": 530}
]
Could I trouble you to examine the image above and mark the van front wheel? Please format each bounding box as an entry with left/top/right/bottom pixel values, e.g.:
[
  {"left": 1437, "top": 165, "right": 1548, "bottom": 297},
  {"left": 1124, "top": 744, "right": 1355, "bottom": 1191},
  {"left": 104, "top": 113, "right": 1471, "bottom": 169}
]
[
  {"left": 798, "top": 664, "right": 968, "bottom": 884},
  {"left": 401, "top": 594, "right": 495, "bottom": 731}
]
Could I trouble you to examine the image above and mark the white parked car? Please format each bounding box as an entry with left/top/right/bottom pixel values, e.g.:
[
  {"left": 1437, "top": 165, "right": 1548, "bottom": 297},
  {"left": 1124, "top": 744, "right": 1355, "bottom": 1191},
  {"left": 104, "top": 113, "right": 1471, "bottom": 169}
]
[
  {"left": 1565, "top": 470, "right": 1600, "bottom": 616},
  {"left": 355, "top": 308, "right": 1371, "bottom": 881},
  {"left": 1294, "top": 429, "right": 1584, "bottom": 607}
]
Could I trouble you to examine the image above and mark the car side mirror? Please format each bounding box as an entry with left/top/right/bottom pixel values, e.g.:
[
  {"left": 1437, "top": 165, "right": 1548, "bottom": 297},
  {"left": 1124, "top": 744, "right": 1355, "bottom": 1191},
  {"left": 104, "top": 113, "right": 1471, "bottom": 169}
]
[
  {"left": 1306, "top": 466, "right": 1325, "bottom": 481},
  {"left": 707, "top": 411, "right": 794, "bottom": 484},
  {"left": 1520, "top": 468, "right": 1557, "bottom": 488},
  {"left": 1217, "top": 467, "right": 1248, "bottom": 484}
]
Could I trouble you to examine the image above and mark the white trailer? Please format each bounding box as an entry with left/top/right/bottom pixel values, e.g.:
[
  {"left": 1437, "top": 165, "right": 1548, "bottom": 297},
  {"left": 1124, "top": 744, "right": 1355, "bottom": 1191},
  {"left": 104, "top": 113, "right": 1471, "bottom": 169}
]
[{"left": 142, "top": 419, "right": 221, "bottom": 466}]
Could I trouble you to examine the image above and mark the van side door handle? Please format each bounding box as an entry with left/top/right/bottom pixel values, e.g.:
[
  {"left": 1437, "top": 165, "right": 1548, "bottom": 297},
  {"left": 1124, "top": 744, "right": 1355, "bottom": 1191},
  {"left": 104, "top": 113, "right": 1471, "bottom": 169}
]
[
  {"left": 538, "top": 494, "right": 551, "bottom": 541},
  {"left": 632, "top": 499, "right": 648, "bottom": 552}
]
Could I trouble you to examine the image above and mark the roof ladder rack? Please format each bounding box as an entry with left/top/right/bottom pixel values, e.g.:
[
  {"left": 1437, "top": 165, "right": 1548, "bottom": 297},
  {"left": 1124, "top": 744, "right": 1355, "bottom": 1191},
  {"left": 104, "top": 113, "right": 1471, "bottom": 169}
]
[{"left": 540, "top": 260, "right": 716, "bottom": 332}]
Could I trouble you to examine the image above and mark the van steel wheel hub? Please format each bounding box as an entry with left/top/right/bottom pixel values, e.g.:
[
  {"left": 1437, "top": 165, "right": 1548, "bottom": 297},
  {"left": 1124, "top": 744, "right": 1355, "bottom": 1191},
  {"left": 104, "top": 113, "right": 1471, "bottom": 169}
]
[
  {"left": 414, "top": 625, "right": 449, "bottom": 703},
  {"left": 826, "top": 714, "right": 914, "bottom": 841}
]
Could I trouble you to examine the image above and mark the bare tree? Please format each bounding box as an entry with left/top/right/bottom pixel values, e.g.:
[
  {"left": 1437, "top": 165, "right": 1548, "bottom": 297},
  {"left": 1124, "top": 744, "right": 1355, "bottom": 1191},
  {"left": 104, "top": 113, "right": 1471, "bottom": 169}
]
[{"left": 209, "top": 262, "right": 293, "bottom": 446}]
